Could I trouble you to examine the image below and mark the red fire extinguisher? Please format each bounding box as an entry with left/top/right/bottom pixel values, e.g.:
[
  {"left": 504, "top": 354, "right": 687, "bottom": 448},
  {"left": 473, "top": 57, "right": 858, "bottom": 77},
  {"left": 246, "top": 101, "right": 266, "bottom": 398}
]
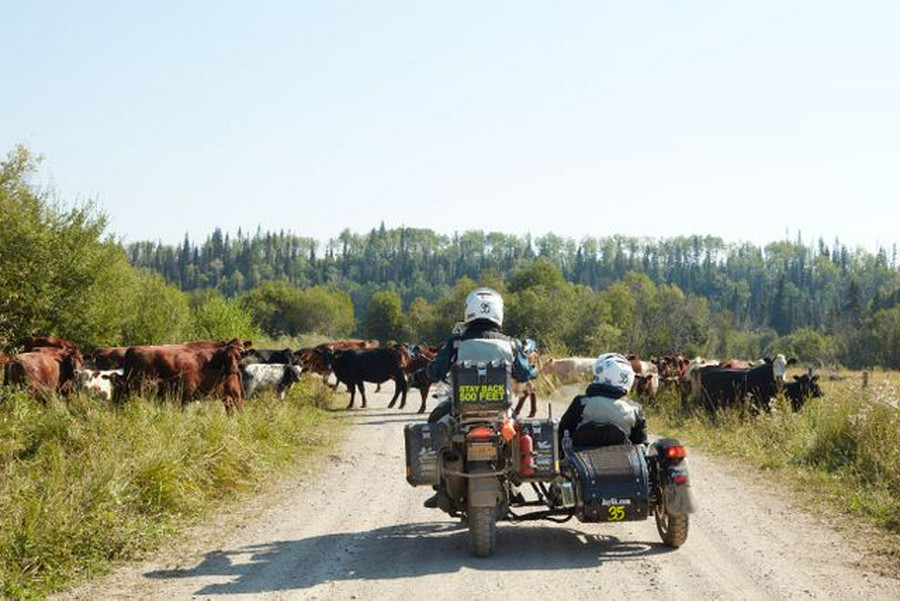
[{"left": 519, "top": 428, "right": 535, "bottom": 475}]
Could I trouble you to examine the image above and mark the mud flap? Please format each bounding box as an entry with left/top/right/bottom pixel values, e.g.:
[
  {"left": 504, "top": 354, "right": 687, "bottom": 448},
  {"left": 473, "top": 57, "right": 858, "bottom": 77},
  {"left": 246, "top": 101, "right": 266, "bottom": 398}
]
[
  {"left": 664, "top": 483, "right": 697, "bottom": 515},
  {"left": 468, "top": 475, "right": 502, "bottom": 508}
]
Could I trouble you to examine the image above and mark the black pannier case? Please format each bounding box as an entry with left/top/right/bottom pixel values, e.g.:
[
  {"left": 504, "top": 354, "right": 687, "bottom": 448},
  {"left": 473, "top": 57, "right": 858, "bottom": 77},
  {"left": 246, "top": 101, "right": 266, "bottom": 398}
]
[{"left": 404, "top": 421, "right": 450, "bottom": 486}]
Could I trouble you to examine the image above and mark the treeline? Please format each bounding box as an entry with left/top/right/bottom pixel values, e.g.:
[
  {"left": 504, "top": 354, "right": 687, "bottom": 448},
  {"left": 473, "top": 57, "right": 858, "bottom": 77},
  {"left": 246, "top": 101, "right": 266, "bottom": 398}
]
[
  {"left": 5, "top": 144, "right": 900, "bottom": 369},
  {"left": 129, "top": 223, "right": 900, "bottom": 369}
]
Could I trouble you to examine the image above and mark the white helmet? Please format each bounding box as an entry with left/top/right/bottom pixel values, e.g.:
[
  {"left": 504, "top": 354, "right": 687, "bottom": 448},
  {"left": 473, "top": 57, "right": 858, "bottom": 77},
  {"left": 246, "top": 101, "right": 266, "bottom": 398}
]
[
  {"left": 464, "top": 287, "right": 504, "bottom": 327},
  {"left": 593, "top": 353, "right": 635, "bottom": 394}
]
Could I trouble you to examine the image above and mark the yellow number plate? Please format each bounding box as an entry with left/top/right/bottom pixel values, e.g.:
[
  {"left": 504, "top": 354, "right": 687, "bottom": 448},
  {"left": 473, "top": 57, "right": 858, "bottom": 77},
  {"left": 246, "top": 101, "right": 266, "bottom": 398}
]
[{"left": 467, "top": 442, "right": 498, "bottom": 461}]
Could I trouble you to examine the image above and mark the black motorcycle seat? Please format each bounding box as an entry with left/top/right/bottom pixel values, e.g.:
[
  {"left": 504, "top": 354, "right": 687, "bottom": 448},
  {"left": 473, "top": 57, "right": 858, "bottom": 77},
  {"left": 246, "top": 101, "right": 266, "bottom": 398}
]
[{"left": 573, "top": 422, "right": 628, "bottom": 447}]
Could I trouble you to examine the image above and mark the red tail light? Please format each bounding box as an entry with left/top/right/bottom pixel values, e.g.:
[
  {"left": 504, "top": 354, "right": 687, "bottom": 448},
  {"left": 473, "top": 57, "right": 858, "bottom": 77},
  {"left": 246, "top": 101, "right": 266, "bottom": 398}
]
[
  {"left": 664, "top": 445, "right": 687, "bottom": 460},
  {"left": 673, "top": 474, "right": 689, "bottom": 485}
]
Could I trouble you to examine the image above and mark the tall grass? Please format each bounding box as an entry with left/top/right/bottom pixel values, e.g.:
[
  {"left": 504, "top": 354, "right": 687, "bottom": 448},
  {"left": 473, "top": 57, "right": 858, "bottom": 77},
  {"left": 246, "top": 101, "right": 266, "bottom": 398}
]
[
  {"left": 0, "top": 379, "right": 338, "bottom": 599},
  {"left": 646, "top": 373, "right": 900, "bottom": 553}
]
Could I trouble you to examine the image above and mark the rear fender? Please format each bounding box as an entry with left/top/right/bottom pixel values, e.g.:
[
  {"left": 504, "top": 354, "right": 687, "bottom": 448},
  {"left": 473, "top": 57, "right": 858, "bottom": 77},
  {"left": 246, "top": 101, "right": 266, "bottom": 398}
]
[
  {"left": 665, "top": 482, "right": 697, "bottom": 515},
  {"left": 651, "top": 438, "right": 697, "bottom": 515},
  {"left": 468, "top": 467, "right": 503, "bottom": 508}
]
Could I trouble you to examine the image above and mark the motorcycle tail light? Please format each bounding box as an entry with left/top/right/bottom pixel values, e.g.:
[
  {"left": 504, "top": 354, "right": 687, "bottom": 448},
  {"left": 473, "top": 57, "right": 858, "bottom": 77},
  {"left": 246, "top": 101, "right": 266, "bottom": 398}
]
[
  {"left": 467, "top": 426, "right": 495, "bottom": 440},
  {"left": 673, "top": 474, "right": 689, "bottom": 485},
  {"left": 664, "top": 445, "right": 687, "bottom": 460}
]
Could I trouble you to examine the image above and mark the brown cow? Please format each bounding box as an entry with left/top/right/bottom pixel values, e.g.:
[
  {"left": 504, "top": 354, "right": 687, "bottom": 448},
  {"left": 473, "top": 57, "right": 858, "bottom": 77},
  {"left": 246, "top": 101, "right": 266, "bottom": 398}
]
[
  {"left": 4, "top": 346, "right": 84, "bottom": 401},
  {"left": 654, "top": 354, "right": 690, "bottom": 392},
  {"left": 404, "top": 344, "right": 439, "bottom": 413},
  {"left": 22, "top": 336, "right": 78, "bottom": 351},
  {"left": 627, "top": 355, "right": 659, "bottom": 397},
  {"left": 91, "top": 346, "right": 130, "bottom": 370},
  {"left": 122, "top": 339, "right": 249, "bottom": 412}
]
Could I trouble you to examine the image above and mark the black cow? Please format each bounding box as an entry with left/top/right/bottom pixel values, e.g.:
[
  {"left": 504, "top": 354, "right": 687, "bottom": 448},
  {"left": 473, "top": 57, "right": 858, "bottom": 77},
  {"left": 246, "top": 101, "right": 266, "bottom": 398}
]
[
  {"left": 783, "top": 373, "right": 823, "bottom": 412},
  {"left": 698, "top": 359, "right": 780, "bottom": 413},
  {"left": 329, "top": 347, "right": 410, "bottom": 410},
  {"left": 239, "top": 348, "right": 299, "bottom": 367}
]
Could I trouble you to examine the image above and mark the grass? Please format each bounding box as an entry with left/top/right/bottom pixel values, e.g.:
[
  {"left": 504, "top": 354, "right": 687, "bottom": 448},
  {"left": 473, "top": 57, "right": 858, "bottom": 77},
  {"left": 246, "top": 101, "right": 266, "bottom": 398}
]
[
  {"left": 0, "top": 378, "right": 340, "bottom": 600},
  {"left": 644, "top": 368, "right": 900, "bottom": 559}
]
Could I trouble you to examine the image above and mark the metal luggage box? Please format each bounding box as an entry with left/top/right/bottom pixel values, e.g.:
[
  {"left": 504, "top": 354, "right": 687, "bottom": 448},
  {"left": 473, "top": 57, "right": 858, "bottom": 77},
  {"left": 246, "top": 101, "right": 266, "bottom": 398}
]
[
  {"left": 404, "top": 421, "right": 450, "bottom": 486},
  {"left": 517, "top": 418, "right": 560, "bottom": 479}
]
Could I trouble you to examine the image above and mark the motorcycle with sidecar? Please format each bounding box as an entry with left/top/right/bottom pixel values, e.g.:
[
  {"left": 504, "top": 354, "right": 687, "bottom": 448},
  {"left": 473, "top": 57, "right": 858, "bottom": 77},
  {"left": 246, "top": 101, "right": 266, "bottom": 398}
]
[{"left": 404, "top": 359, "right": 695, "bottom": 557}]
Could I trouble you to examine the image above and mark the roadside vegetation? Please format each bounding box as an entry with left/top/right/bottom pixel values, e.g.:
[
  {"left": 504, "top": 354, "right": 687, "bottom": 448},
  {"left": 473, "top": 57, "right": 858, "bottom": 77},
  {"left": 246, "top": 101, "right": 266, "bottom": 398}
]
[
  {"left": 646, "top": 371, "right": 900, "bottom": 558},
  {"left": 0, "top": 381, "right": 339, "bottom": 600}
]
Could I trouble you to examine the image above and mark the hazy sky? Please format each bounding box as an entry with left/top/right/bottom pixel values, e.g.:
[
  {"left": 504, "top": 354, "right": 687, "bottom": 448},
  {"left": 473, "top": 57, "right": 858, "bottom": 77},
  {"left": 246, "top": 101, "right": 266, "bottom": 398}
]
[{"left": 4, "top": 1, "right": 899, "bottom": 251}]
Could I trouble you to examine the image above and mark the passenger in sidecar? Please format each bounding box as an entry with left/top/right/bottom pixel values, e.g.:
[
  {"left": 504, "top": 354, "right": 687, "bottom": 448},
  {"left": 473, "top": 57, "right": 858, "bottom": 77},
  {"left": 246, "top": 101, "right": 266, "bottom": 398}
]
[{"left": 558, "top": 352, "right": 647, "bottom": 451}]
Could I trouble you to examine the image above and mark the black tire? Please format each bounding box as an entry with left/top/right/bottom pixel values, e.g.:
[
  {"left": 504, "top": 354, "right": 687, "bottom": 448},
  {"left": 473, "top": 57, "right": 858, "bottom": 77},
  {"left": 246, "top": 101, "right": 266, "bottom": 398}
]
[
  {"left": 655, "top": 500, "right": 689, "bottom": 548},
  {"left": 469, "top": 506, "right": 497, "bottom": 557}
]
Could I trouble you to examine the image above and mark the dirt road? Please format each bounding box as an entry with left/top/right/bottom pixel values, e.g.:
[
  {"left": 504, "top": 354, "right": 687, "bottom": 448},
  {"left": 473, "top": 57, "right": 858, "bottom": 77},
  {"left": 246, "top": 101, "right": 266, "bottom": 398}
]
[{"left": 60, "top": 386, "right": 900, "bottom": 600}]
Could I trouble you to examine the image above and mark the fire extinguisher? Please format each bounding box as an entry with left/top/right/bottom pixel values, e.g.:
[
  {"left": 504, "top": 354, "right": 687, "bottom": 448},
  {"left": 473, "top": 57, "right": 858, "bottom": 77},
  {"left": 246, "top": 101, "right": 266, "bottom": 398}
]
[{"left": 519, "top": 428, "right": 535, "bottom": 475}]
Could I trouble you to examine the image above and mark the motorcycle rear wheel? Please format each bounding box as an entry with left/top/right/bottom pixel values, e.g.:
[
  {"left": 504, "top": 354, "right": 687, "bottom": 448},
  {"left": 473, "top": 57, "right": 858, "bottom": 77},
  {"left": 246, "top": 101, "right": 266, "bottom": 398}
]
[
  {"left": 469, "top": 506, "right": 497, "bottom": 557},
  {"left": 655, "top": 498, "right": 689, "bottom": 548}
]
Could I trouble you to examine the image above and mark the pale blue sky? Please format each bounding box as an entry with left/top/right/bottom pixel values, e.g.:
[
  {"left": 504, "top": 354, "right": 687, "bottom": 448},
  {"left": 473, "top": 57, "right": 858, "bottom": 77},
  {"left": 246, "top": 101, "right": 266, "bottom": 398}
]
[{"left": 4, "top": 1, "right": 899, "bottom": 251}]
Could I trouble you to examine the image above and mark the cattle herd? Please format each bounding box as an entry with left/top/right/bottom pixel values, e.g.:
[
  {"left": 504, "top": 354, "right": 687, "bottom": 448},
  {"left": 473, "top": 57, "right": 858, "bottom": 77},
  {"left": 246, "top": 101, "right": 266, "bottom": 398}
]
[
  {"left": 535, "top": 352, "right": 823, "bottom": 413},
  {"left": 0, "top": 335, "right": 823, "bottom": 415},
  {"left": 0, "top": 336, "right": 438, "bottom": 414}
]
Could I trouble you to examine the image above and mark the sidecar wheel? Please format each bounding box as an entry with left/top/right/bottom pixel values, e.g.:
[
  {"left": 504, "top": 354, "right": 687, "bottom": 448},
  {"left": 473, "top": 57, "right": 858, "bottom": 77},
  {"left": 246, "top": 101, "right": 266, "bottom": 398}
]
[{"left": 469, "top": 506, "right": 497, "bottom": 557}]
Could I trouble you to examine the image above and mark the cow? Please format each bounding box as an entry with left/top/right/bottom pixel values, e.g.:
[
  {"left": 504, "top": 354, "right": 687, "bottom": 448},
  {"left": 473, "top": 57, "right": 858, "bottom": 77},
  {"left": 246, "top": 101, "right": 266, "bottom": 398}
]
[
  {"left": 682, "top": 357, "right": 721, "bottom": 403},
  {"left": 783, "top": 373, "right": 823, "bottom": 412},
  {"left": 22, "top": 336, "right": 78, "bottom": 352},
  {"left": 74, "top": 368, "right": 124, "bottom": 401},
  {"left": 297, "top": 340, "right": 379, "bottom": 387},
  {"left": 91, "top": 346, "right": 129, "bottom": 370},
  {"left": 539, "top": 357, "right": 595, "bottom": 385},
  {"left": 718, "top": 359, "right": 754, "bottom": 370},
  {"left": 122, "top": 339, "right": 248, "bottom": 412},
  {"left": 4, "top": 346, "right": 84, "bottom": 401},
  {"left": 769, "top": 353, "right": 796, "bottom": 389},
  {"left": 241, "top": 363, "right": 303, "bottom": 400},
  {"left": 240, "top": 348, "right": 300, "bottom": 367},
  {"left": 627, "top": 355, "right": 659, "bottom": 398},
  {"left": 697, "top": 358, "right": 783, "bottom": 413},
  {"left": 654, "top": 354, "right": 690, "bottom": 392},
  {"left": 329, "top": 346, "right": 410, "bottom": 409},
  {"left": 404, "top": 344, "right": 440, "bottom": 414}
]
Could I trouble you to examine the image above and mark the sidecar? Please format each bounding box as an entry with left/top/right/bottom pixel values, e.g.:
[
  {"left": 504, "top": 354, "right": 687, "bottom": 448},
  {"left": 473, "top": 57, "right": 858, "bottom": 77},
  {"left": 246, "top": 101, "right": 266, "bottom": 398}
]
[{"left": 561, "top": 432, "right": 695, "bottom": 547}]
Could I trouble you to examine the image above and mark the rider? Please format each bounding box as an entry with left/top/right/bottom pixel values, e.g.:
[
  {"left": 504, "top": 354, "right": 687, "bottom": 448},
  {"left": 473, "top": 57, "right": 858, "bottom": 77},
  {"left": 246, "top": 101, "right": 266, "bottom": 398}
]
[
  {"left": 419, "top": 287, "right": 537, "bottom": 508},
  {"left": 420, "top": 287, "right": 536, "bottom": 420},
  {"left": 558, "top": 352, "right": 648, "bottom": 451}
]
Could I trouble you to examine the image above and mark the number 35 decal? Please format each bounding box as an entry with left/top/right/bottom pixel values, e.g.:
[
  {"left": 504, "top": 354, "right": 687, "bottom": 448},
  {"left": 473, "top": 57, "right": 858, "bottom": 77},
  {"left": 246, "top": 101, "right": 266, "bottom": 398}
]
[{"left": 607, "top": 505, "right": 626, "bottom": 521}]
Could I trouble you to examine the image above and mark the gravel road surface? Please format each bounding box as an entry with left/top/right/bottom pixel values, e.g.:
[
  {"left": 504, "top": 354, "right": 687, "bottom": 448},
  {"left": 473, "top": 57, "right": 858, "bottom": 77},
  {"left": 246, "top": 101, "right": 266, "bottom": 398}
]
[{"left": 58, "top": 386, "right": 900, "bottom": 600}]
